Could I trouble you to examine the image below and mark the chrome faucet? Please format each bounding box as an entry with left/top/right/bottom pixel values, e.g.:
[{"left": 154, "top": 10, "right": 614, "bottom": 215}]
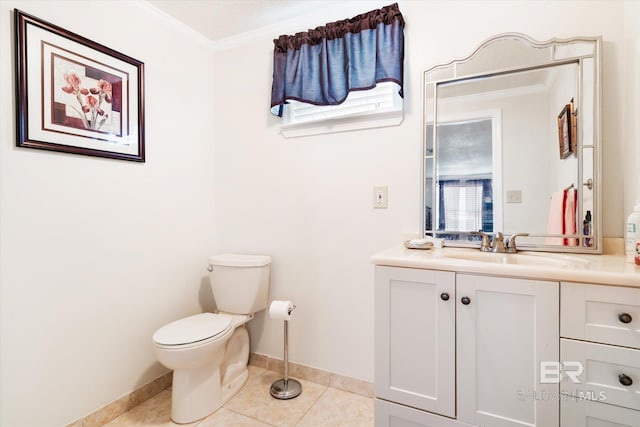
[
  {"left": 471, "top": 232, "right": 529, "bottom": 253},
  {"left": 491, "top": 232, "right": 506, "bottom": 253},
  {"left": 505, "top": 233, "right": 529, "bottom": 253},
  {"left": 470, "top": 231, "right": 492, "bottom": 252}
]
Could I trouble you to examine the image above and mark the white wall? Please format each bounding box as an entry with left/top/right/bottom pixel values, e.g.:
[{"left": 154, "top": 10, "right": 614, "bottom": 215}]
[
  {"left": 624, "top": 0, "right": 640, "bottom": 216},
  {"left": 0, "top": 1, "right": 216, "bottom": 425},
  {"left": 212, "top": 0, "right": 629, "bottom": 384}
]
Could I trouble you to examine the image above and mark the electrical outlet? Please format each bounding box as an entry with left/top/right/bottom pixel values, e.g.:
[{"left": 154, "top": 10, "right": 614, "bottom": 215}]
[
  {"left": 373, "top": 186, "right": 388, "bottom": 208},
  {"left": 506, "top": 190, "right": 522, "bottom": 204}
]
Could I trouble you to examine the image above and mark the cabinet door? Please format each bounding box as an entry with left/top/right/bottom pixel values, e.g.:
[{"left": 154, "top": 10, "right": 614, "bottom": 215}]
[
  {"left": 375, "top": 399, "right": 476, "bottom": 427},
  {"left": 562, "top": 398, "right": 640, "bottom": 426},
  {"left": 456, "top": 274, "right": 559, "bottom": 427},
  {"left": 375, "top": 267, "right": 455, "bottom": 417}
]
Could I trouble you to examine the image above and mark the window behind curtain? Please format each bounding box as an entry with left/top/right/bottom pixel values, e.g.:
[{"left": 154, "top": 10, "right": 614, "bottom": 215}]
[{"left": 270, "top": 3, "right": 404, "bottom": 136}]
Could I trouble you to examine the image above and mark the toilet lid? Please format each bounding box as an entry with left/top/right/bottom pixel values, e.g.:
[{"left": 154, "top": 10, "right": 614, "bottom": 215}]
[{"left": 153, "top": 313, "right": 232, "bottom": 346}]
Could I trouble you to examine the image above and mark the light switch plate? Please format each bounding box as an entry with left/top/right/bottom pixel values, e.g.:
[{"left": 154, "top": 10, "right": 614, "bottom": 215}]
[{"left": 373, "top": 186, "right": 388, "bottom": 208}]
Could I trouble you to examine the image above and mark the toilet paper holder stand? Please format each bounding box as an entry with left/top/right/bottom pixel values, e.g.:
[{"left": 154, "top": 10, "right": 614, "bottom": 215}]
[{"left": 270, "top": 304, "right": 302, "bottom": 400}]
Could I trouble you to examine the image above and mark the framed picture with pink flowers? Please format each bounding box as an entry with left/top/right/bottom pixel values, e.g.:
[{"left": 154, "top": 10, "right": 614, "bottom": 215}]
[{"left": 14, "top": 9, "right": 145, "bottom": 162}]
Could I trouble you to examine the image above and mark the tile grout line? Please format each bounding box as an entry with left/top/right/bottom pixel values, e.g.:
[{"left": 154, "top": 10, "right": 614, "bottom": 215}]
[
  {"left": 292, "top": 383, "right": 330, "bottom": 426},
  {"left": 222, "top": 368, "right": 278, "bottom": 427},
  {"left": 223, "top": 407, "right": 279, "bottom": 427},
  {"left": 222, "top": 366, "right": 330, "bottom": 427}
]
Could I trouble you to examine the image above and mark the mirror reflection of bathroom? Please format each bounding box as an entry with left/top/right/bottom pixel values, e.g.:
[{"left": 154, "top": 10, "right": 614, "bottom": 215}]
[{"left": 424, "top": 34, "right": 601, "bottom": 253}]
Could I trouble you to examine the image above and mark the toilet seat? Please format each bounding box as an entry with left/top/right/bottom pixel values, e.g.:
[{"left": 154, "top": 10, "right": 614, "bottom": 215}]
[{"left": 153, "top": 313, "right": 232, "bottom": 347}]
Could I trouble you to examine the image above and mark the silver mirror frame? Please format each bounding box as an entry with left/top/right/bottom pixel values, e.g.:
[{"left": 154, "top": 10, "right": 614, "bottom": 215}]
[{"left": 422, "top": 33, "right": 602, "bottom": 253}]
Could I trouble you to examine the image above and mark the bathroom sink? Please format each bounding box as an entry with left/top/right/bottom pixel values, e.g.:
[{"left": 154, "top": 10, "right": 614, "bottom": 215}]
[{"left": 442, "top": 250, "right": 586, "bottom": 267}]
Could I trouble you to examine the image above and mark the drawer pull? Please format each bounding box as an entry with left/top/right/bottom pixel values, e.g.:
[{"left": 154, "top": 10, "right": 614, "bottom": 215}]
[
  {"left": 618, "top": 312, "right": 633, "bottom": 324},
  {"left": 461, "top": 296, "right": 471, "bottom": 305},
  {"left": 618, "top": 374, "right": 633, "bottom": 387},
  {"left": 440, "top": 293, "right": 450, "bottom": 301}
]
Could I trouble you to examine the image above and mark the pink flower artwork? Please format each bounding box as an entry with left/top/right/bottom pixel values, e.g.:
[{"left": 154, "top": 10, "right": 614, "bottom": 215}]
[
  {"left": 55, "top": 65, "right": 120, "bottom": 133},
  {"left": 51, "top": 56, "right": 123, "bottom": 135}
]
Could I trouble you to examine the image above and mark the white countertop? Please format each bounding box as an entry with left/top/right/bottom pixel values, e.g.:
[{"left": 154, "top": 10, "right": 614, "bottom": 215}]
[{"left": 372, "top": 245, "right": 640, "bottom": 288}]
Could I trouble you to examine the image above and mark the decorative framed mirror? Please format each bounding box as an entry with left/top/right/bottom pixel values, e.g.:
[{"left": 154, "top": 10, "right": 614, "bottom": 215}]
[{"left": 422, "top": 33, "right": 602, "bottom": 253}]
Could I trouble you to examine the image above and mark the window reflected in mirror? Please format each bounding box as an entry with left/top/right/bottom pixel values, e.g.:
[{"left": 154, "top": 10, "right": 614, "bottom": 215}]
[{"left": 427, "top": 119, "right": 495, "bottom": 239}]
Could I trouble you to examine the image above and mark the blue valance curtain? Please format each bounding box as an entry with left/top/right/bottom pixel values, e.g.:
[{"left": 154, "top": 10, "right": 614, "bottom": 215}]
[{"left": 270, "top": 3, "right": 405, "bottom": 116}]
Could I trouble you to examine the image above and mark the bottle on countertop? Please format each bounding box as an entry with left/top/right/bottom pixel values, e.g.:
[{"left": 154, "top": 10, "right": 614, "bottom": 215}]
[
  {"left": 583, "top": 210, "right": 592, "bottom": 247},
  {"left": 635, "top": 241, "right": 640, "bottom": 266},
  {"left": 625, "top": 201, "right": 640, "bottom": 263}
]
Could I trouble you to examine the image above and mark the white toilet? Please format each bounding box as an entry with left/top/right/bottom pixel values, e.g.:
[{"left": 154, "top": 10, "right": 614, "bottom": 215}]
[{"left": 152, "top": 253, "right": 271, "bottom": 424}]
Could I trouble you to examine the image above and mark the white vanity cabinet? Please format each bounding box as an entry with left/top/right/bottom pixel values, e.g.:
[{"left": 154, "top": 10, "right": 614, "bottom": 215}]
[
  {"left": 456, "top": 274, "right": 559, "bottom": 427},
  {"left": 560, "top": 282, "right": 640, "bottom": 426},
  {"left": 374, "top": 267, "right": 456, "bottom": 418},
  {"left": 375, "top": 266, "right": 559, "bottom": 427}
]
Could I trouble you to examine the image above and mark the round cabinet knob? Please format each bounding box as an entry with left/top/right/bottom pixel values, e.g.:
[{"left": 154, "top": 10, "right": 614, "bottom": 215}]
[
  {"left": 619, "top": 374, "right": 633, "bottom": 387},
  {"left": 461, "top": 296, "right": 471, "bottom": 305},
  {"left": 440, "top": 293, "right": 450, "bottom": 301},
  {"left": 206, "top": 265, "right": 214, "bottom": 272},
  {"left": 618, "top": 313, "right": 633, "bottom": 324}
]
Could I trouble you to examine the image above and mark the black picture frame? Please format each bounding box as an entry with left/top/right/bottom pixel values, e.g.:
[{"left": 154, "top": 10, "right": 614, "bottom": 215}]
[
  {"left": 557, "top": 104, "right": 571, "bottom": 159},
  {"left": 15, "top": 9, "right": 145, "bottom": 162}
]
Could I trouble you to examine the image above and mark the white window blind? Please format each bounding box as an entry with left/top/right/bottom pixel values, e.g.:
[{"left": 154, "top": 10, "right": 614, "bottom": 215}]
[
  {"left": 283, "top": 82, "right": 402, "bottom": 125},
  {"left": 443, "top": 182, "right": 483, "bottom": 231},
  {"left": 277, "top": 82, "right": 402, "bottom": 137}
]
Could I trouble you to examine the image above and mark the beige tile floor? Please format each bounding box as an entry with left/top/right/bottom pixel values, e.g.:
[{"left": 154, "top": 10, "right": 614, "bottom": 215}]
[{"left": 105, "top": 366, "right": 374, "bottom": 427}]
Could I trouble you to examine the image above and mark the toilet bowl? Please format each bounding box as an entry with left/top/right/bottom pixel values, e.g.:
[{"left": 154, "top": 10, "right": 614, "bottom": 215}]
[
  {"left": 153, "top": 312, "right": 251, "bottom": 423},
  {"left": 152, "top": 254, "right": 271, "bottom": 424}
]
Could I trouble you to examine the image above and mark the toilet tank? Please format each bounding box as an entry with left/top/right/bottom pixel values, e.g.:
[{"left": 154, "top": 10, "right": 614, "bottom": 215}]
[{"left": 207, "top": 254, "right": 271, "bottom": 314}]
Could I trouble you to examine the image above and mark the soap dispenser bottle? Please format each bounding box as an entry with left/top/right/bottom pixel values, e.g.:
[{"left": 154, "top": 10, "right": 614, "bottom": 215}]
[{"left": 625, "top": 201, "right": 640, "bottom": 262}]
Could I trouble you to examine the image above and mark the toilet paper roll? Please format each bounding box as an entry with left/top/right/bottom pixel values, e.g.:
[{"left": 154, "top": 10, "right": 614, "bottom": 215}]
[{"left": 269, "top": 300, "right": 295, "bottom": 321}]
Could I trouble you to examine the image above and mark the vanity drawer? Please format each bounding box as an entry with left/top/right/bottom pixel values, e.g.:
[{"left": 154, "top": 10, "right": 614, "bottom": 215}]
[
  {"left": 561, "top": 282, "right": 640, "bottom": 349},
  {"left": 562, "top": 398, "right": 640, "bottom": 427},
  {"left": 561, "top": 338, "right": 640, "bottom": 411}
]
